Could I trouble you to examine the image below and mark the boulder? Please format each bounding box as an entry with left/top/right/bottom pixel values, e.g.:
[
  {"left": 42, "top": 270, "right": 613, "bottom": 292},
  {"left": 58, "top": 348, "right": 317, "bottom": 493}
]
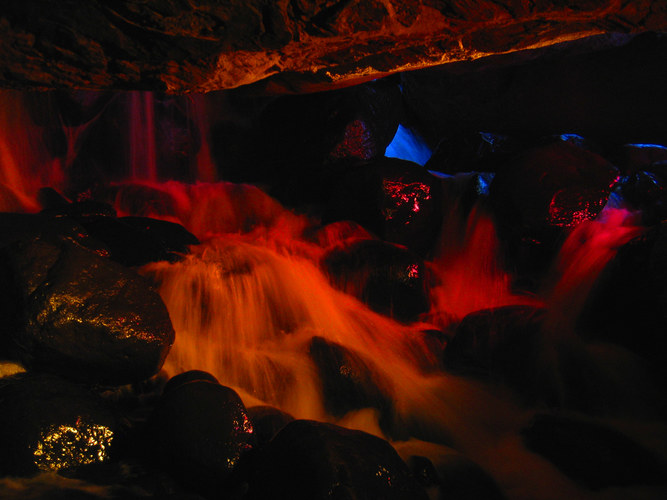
[
  {"left": 0, "top": 236, "right": 174, "bottom": 385},
  {"left": 522, "top": 413, "right": 666, "bottom": 490},
  {"left": 147, "top": 380, "right": 254, "bottom": 496},
  {"left": 490, "top": 138, "right": 618, "bottom": 282},
  {"left": 245, "top": 419, "right": 428, "bottom": 500},
  {"left": 326, "top": 157, "right": 443, "bottom": 256},
  {"left": 0, "top": 372, "right": 118, "bottom": 476},
  {"left": 321, "top": 239, "right": 430, "bottom": 323},
  {"left": 309, "top": 336, "right": 393, "bottom": 421},
  {"left": 247, "top": 406, "right": 295, "bottom": 447}
]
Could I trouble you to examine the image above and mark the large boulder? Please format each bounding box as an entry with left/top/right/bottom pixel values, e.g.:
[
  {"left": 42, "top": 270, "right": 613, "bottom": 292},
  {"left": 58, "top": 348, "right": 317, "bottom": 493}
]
[
  {"left": 0, "top": 372, "right": 118, "bottom": 476},
  {"left": 245, "top": 419, "right": 428, "bottom": 500},
  {"left": 147, "top": 379, "right": 254, "bottom": 496},
  {"left": 0, "top": 236, "right": 175, "bottom": 385},
  {"left": 326, "top": 157, "right": 443, "bottom": 256}
]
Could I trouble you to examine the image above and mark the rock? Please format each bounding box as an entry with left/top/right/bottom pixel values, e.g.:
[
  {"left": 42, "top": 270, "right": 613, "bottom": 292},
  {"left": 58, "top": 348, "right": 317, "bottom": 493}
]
[
  {"left": 247, "top": 406, "right": 294, "bottom": 447},
  {"left": 0, "top": 373, "right": 118, "bottom": 476},
  {"left": 522, "top": 413, "right": 666, "bottom": 490},
  {"left": 611, "top": 170, "right": 667, "bottom": 225},
  {"left": 309, "top": 336, "right": 393, "bottom": 421},
  {"left": 615, "top": 143, "right": 667, "bottom": 174},
  {"left": 424, "top": 132, "right": 522, "bottom": 175},
  {"left": 74, "top": 215, "right": 198, "bottom": 267},
  {"left": 162, "top": 370, "right": 219, "bottom": 395},
  {"left": 147, "top": 380, "right": 254, "bottom": 496},
  {"left": 443, "top": 306, "right": 545, "bottom": 395},
  {"left": 326, "top": 157, "right": 443, "bottom": 256},
  {"left": 490, "top": 139, "right": 618, "bottom": 281},
  {"left": 0, "top": 236, "right": 175, "bottom": 385},
  {"left": 406, "top": 453, "right": 507, "bottom": 500},
  {"left": 261, "top": 80, "right": 402, "bottom": 208},
  {"left": 321, "top": 239, "right": 430, "bottom": 323},
  {"left": 578, "top": 222, "right": 667, "bottom": 387},
  {"left": 245, "top": 419, "right": 428, "bottom": 500}
]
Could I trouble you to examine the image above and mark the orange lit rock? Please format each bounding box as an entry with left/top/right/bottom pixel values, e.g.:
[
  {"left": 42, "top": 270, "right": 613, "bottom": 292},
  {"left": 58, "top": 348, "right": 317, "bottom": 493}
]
[{"left": 0, "top": 1, "right": 665, "bottom": 93}]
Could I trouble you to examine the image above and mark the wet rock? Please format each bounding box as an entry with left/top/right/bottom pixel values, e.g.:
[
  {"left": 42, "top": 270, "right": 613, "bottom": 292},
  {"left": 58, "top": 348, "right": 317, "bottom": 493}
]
[
  {"left": 490, "top": 139, "right": 618, "bottom": 282},
  {"left": 522, "top": 413, "right": 666, "bottom": 490},
  {"left": 309, "top": 336, "right": 393, "bottom": 420},
  {"left": 443, "top": 306, "right": 545, "bottom": 393},
  {"left": 0, "top": 236, "right": 174, "bottom": 385},
  {"left": 147, "top": 380, "right": 254, "bottom": 496},
  {"left": 326, "top": 157, "right": 443, "bottom": 256},
  {"left": 245, "top": 419, "right": 428, "bottom": 500},
  {"left": 0, "top": 373, "right": 118, "bottom": 476},
  {"left": 247, "top": 406, "right": 294, "bottom": 447},
  {"left": 76, "top": 216, "right": 198, "bottom": 267},
  {"left": 322, "top": 239, "right": 430, "bottom": 323},
  {"left": 162, "top": 370, "right": 219, "bottom": 395},
  {"left": 611, "top": 170, "right": 667, "bottom": 225}
]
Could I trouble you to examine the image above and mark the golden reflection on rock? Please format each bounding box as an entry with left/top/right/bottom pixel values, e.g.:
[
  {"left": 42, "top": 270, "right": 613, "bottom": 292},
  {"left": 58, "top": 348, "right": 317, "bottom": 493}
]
[{"left": 32, "top": 421, "right": 114, "bottom": 471}]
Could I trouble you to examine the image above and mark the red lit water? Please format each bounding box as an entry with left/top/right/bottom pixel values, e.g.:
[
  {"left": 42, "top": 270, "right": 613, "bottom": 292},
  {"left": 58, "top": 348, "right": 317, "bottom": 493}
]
[{"left": 1, "top": 90, "right": 665, "bottom": 500}]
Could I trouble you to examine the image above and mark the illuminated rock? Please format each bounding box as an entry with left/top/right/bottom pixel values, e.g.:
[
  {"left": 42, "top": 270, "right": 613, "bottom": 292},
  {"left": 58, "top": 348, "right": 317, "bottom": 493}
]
[
  {"left": 490, "top": 138, "right": 618, "bottom": 282},
  {"left": 326, "top": 157, "right": 443, "bottom": 256},
  {"left": 1, "top": 1, "right": 665, "bottom": 93},
  {"left": 245, "top": 419, "right": 427, "bottom": 500},
  {"left": 0, "top": 236, "right": 175, "bottom": 385},
  {"left": 148, "top": 380, "right": 254, "bottom": 496},
  {"left": 0, "top": 373, "right": 117, "bottom": 476}
]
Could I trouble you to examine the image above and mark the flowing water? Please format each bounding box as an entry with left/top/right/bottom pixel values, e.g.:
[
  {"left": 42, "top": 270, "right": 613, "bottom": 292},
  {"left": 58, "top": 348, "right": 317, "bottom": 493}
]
[{"left": 1, "top": 90, "right": 665, "bottom": 500}]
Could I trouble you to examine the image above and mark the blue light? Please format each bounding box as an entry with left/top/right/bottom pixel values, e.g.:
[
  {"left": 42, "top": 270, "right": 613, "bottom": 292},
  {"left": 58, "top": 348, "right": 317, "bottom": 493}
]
[{"left": 384, "top": 124, "right": 432, "bottom": 166}]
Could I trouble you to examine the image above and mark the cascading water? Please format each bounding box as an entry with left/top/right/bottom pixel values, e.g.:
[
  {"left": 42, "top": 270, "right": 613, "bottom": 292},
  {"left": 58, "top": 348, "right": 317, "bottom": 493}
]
[{"left": 1, "top": 89, "right": 666, "bottom": 500}]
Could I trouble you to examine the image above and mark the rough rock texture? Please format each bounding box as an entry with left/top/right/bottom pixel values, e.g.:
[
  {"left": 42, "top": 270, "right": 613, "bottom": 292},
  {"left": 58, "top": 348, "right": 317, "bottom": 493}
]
[
  {"left": 1, "top": 1, "right": 666, "bottom": 93},
  {"left": 0, "top": 236, "right": 175, "bottom": 385},
  {"left": 0, "top": 373, "right": 118, "bottom": 476}
]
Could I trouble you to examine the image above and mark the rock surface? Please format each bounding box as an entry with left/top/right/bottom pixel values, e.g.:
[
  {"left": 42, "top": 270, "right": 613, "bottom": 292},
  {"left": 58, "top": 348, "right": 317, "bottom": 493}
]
[
  {"left": 0, "top": 373, "right": 118, "bottom": 476},
  {"left": 1, "top": 1, "right": 666, "bottom": 93},
  {"left": 245, "top": 419, "right": 427, "bottom": 500},
  {"left": 0, "top": 236, "right": 175, "bottom": 385}
]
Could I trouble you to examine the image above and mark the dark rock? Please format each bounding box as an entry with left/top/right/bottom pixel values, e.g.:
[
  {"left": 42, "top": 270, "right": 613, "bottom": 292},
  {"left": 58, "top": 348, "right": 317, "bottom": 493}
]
[
  {"left": 99, "top": 183, "right": 179, "bottom": 218},
  {"left": 322, "top": 239, "right": 430, "bottom": 323},
  {"left": 406, "top": 453, "right": 507, "bottom": 500},
  {"left": 247, "top": 406, "right": 294, "bottom": 447},
  {"left": 443, "top": 306, "right": 545, "bottom": 394},
  {"left": 77, "top": 216, "right": 198, "bottom": 267},
  {"left": 309, "top": 336, "right": 393, "bottom": 421},
  {"left": 326, "top": 157, "right": 443, "bottom": 256},
  {"left": 0, "top": 212, "right": 109, "bottom": 256},
  {"left": 522, "top": 413, "right": 666, "bottom": 490},
  {"left": 147, "top": 381, "right": 254, "bottom": 496},
  {"left": 0, "top": 373, "right": 118, "bottom": 476},
  {"left": 490, "top": 139, "right": 618, "bottom": 282},
  {"left": 0, "top": 236, "right": 174, "bottom": 385},
  {"left": 615, "top": 143, "right": 667, "bottom": 175},
  {"left": 578, "top": 222, "right": 667, "bottom": 387},
  {"left": 611, "top": 171, "right": 667, "bottom": 225},
  {"left": 424, "top": 131, "right": 522, "bottom": 175},
  {"left": 163, "top": 370, "right": 219, "bottom": 395},
  {"left": 245, "top": 419, "right": 428, "bottom": 500}
]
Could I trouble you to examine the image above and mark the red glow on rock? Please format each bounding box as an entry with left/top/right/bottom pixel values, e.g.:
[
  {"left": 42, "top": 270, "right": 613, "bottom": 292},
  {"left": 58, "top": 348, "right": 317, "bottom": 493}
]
[
  {"left": 382, "top": 179, "right": 431, "bottom": 222},
  {"left": 330, "top": 119, "right": 374, "bottom": 160}
]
